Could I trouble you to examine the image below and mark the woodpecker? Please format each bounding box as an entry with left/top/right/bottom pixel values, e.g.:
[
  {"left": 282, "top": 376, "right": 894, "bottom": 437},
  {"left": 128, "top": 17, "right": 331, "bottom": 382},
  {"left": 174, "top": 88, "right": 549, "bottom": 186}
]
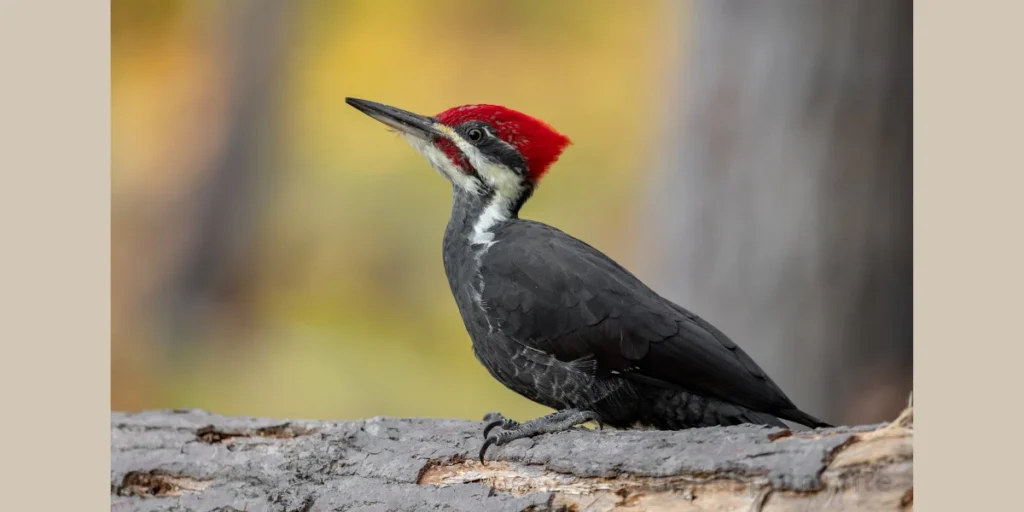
[{"left": 346, "top": 98, "right": 832, "bottom": 463}]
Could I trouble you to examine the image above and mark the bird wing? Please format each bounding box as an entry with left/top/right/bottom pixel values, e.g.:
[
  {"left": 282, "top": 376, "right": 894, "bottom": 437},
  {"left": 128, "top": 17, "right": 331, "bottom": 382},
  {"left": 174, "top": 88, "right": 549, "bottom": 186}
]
[{"left": 479, "top": 220, "right": 798, "bottom": 415}]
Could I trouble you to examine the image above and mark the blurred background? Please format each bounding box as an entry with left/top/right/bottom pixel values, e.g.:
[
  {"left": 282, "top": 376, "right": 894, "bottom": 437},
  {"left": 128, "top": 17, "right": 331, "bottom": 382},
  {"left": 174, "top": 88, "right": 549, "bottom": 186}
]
[{"left": 112, "top": 0, "right": 911, "bottom": 426}]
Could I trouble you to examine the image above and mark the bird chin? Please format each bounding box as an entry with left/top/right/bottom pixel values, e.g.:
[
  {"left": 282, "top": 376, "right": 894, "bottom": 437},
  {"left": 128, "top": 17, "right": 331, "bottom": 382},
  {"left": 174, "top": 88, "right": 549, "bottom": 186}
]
[{"left": 402, "top": 135, "right": 455, "bottom": 176}]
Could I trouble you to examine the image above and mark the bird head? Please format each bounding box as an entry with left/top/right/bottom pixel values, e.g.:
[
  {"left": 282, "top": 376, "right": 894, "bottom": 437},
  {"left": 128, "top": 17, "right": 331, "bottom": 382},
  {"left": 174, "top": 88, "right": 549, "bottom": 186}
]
[{"left": 346, "top": 98, "right": 571, "bottom": 211}]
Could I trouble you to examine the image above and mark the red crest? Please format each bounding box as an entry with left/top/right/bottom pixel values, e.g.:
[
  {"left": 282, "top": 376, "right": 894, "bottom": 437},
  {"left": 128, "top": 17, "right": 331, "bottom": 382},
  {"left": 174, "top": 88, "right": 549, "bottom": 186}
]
[{"left": 435, "top": 105, "right": 571, "bottom": 182}]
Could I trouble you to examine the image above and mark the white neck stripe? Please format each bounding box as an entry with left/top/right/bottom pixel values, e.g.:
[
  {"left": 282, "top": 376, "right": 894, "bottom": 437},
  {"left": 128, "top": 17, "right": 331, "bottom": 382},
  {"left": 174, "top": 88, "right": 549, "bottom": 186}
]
[{"left": 471, "top": 197, "right": 510, "bottom": 247}]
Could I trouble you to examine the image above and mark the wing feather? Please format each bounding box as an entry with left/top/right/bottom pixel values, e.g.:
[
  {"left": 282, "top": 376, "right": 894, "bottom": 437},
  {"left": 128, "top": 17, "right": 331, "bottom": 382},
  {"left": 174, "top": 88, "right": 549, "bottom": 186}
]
[{"left": 479, "top": 220, "right": 797, "bottom": 415}]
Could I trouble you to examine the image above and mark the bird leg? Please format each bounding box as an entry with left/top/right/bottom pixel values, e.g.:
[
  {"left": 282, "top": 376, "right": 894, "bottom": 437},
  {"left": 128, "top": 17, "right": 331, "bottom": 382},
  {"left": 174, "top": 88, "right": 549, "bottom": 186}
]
[{"left": 478, "top": 409, "right": 603, "bottom": 463}]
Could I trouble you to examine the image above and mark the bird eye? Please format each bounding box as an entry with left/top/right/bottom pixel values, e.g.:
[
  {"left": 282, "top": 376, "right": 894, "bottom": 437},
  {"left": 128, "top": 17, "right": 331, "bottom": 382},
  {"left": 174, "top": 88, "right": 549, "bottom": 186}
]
[{"left": 467, "top": 128, "right": 484, "bottom": 143}]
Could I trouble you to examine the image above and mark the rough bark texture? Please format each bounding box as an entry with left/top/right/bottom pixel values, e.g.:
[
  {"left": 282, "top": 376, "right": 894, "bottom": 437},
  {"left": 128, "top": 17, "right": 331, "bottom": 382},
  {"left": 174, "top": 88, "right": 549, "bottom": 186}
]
[{"left": 111, "top": 406, "right": 912, "bottom": 511}]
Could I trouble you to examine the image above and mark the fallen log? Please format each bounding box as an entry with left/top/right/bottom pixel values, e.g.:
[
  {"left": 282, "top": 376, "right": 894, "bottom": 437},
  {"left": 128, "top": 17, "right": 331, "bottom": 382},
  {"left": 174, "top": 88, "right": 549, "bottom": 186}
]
[{"left": 111, "top": 405, "right": 912, "bottom": 511}]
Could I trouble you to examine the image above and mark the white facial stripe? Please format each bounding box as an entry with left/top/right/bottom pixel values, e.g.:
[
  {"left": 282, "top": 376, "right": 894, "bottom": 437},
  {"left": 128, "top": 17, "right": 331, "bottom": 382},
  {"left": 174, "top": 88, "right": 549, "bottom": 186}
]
[
  {"left": 402, "top": 133, "right": 480, "bottom": 194},
  {"left": 405, "top": 125, "right": 523, "bottom": 248},
  {"left": 438, "top": 125, "right": 523, "bottom": 203},
  {"left": 434, "top": 126, "right": 523, "bottom": 247}
]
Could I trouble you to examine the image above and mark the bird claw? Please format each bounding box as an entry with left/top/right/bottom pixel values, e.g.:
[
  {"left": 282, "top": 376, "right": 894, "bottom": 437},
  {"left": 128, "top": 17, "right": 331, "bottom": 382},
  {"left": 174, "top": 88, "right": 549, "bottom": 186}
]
[
  {"left": 480, "top": 412, "right": 519, "bottom": 439},
  {"left": 479, "top": 435, "right": 498, "bottom": 464},
  {"left": 476, "top": 409, "right": 603, "bottom": 464},
  {"left": 479, "top": 429, "right": 519, "bottom": 464},
  {"left": 482, "top": 419, "right": 504, "bottom": 439}
]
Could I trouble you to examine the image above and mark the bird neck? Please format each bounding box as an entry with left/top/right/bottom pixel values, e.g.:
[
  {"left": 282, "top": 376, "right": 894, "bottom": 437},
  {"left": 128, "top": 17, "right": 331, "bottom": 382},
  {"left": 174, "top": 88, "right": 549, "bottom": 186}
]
[
  {"left": 443, "top": 186, "right": 528, "bottom": 283},
  {"left": 438, "top": 189, "right": 492, "bottom": 302},
  {"left": 444, "top": 188, "right": 514, "bottom": 250}
]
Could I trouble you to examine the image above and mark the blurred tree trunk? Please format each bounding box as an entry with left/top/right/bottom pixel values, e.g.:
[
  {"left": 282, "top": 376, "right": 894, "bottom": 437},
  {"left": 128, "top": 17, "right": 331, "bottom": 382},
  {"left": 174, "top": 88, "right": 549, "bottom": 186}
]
[
  {"left": 162, "top": 0, "right": 293, "bottom": 350},
  {"left": 641, "top": 0, "right": 911, "bottom": 425}
]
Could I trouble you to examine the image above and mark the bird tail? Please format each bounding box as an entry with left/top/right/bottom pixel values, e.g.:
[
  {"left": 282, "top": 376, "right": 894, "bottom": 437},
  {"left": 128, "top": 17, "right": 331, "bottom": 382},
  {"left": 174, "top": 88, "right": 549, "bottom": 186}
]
[
  {"left": 778, "top": 408, "right": 833, "bottom": 429},
  {"left": 745, "top": 411, "right": 788, "bottom": 428}
]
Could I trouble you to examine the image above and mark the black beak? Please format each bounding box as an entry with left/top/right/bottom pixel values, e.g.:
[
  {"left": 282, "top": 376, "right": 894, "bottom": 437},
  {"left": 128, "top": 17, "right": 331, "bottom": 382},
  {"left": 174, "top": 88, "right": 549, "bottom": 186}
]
[{"left": 345, "top": 97, "right": 445, "bottom": 141}]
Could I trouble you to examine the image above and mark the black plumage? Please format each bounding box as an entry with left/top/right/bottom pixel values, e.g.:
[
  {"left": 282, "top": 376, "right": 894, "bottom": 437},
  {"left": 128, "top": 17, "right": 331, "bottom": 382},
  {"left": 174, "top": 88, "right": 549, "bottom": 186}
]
[
  {"left": 443, "top": 196, "right": 829, "bottom": 434},
  {"left": 344, "top": 97, "right": 831, "bottom": 463}
]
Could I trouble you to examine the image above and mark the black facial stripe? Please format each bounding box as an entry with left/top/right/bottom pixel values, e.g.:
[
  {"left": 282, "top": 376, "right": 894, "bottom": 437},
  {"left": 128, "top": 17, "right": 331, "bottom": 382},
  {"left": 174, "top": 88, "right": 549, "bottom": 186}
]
[
  {"left": 455, "top": 121, "right": 528, "bottom": 177},
  {"left": 488, "top": 140, "right": 528, "bottom": 176},
  {"left": 508, "top": 181, "right": 534, "bottom": 216}
]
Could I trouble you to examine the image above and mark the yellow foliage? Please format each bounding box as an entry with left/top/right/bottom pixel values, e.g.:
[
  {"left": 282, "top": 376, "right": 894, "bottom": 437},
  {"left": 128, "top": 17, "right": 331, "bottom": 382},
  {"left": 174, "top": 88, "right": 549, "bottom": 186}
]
[{"left": 112, "top": 0, "right": 683, "bottom": 422}]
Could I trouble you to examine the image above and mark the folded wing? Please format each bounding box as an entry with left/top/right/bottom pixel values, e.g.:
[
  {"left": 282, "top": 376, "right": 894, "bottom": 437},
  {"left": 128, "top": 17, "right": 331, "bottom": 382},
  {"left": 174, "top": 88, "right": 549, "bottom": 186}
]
[{"left": 479, "top": 221, "right": 800, "bottom": 417}]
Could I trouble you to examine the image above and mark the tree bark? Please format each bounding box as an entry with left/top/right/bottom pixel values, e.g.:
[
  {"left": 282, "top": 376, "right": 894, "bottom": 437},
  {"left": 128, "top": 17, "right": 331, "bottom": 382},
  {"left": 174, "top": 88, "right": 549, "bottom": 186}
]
[{"left": 111, "top": 407, "right": 912, "bottom": 511}]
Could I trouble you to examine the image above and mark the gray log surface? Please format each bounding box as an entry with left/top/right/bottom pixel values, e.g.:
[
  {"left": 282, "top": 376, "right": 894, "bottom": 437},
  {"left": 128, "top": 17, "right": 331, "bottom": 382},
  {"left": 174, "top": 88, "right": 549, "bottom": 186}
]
[{"left": 111, "top": 407, "right": 912, "bottom": 511}]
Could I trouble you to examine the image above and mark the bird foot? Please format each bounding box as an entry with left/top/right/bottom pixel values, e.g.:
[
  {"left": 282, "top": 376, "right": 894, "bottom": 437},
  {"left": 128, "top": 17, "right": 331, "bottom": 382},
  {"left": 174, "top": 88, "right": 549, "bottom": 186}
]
[
  {"left": 482, "top": 412, "right": 520, "bottom": 439},
  {"left": 478, "top": 409, "right": 603, "bottom": 464}
]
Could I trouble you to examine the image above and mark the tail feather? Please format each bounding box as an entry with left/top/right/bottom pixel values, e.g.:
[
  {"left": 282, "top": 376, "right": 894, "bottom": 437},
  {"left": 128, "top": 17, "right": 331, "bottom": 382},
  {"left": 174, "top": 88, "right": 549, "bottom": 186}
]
[
  {"left": 778, "top": 408, "right": 833, "bottom": 429},
  {"left": 743, "top": 410, "right": 788, "bottom": 428}
]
